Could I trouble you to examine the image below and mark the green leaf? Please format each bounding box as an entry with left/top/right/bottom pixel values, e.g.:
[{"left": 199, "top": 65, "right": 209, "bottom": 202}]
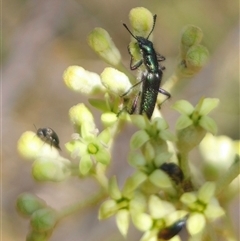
[
  {"left": 79, "top": 155, "right": 93, "bottom": 175},
  {"left": 159, "top": 130, "right": 176, "bottom": 142},
  {"left": 95, "top": 148, "right": 111, "bottom": 165},
  {"left": 199, "top": 116, "right": 218, "bottom": 134},
  {"left": 88, "top": 98, "right": 109, "bottom": 112},
  {"left": 122, "top": 171, "right": 147, "bottom": 196},
  {"left": 130, "top": 130, "right": 150, "bottom": 150},
  {"left": 131, "top": 213, "right": 153, "bottom": 231},
  {"left": 187, "top": 213, "right": 206, "bottom": 235},
  {"left": 99, "top": 200, "right": 118, "bottom": 219},
  {"left": 154, "top": 152, "right": 173, "bottom": 167},
  {"left": 153, "top": 117, "right": 168, "bottom": 131},
  {"left": 116, "top": 209, "right": 130, "bottom": 237},
  {"left": 109, "top": 176, "right": 122, "bottom": 200},
  {"left": 197, "top": 182, "right": 216, "bottom": 204},
  {"left": 148, "top": 195, "right": 175, "bottom": 219},
  {"left": 98, "top": 128, "right": 111, "bottom": 145},
  {"left": 175, "top": 115, "right": 193, "bottom": 130},
  {"left": 148, "top": 169, "right": 173, "bottom": 189},
  {"left": 172, "top": 100, "right": 194, "bottom": 115},
  {"left": 199, "top": 98, "right": 219, "bottom": 116},
  {"left": 128, "top": 152, "right": 146, "bottom": 167},
  {"left": 131, "top": 115, "right": 147, "bottom": 129}
]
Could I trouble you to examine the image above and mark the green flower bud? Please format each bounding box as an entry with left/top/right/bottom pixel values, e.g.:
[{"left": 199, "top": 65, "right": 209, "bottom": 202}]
[
  {"left": 100, "top": 67, "right": 131, "bottom": 96},
  {"left": 129, "top": 7, "right": 154, "bottom": 38},
  {"left": 63, "top": 66, "right": 104, "bottom": 95},
  {"left": 16, "top": 193, "right": 46, "bottom": 217},
  {"left": 180, "top": 25, "right": 203, "bottom": 57},
  {"left": 30, "top": 208, "right": 58, "bottom": 233},
  {"left": 69, "top": 103, "right": 96, "bottom": 136},
  {"left": 88, "top": 28, "right": 121, "bottom": 66},
  {"left": 18, "top": 131, "right": 43, "bottom": 160},
  {"left": 185, "top": 44, "right": 209, "bottom": 72},
  {"left": 32, "top": 157, "right": 71, "bottom": 182}
]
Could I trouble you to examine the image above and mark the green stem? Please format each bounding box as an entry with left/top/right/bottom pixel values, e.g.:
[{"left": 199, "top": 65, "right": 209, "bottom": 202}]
[
  {"left": 215, "top": 155, "right": 240, "bottom": 197},
  {"left": 178, "top": 152, "right": 194, "bottom": 191},
  {"left": 57, "top": 189, "right": 106, "bottom": 220},
  {"left": 157, "top": 73, "right": 179, "bottom": 104}
]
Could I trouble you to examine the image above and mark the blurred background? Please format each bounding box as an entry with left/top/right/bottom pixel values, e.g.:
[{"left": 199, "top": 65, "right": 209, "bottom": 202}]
[{"left": 2, "top": 0, "right": 239, "bottom": 240}]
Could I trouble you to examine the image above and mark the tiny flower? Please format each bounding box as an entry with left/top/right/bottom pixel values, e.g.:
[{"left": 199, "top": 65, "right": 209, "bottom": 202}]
[
  {"left": 180, "top": 182, "right": 225, "bottom": 236},
  {"left": 88, "top": 28, "right": 121, "bottom": 66},
  {"left": 63, "top": 66, "right": 105, "bottom": 95},
  {"left": 66, "top": 126, "right": 111, "bottom": 176},
  {"left": 172, "top": 98, "right": 219, "bottom": 153}
]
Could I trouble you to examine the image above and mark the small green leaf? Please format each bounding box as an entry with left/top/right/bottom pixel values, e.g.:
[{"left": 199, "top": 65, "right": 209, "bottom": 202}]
[
  {"left": 130, "top": 130, "right": 150, "bottom": 150},
  {"left": 109, "top": 176, "right": 122, "bottom": 200},
  {"left": 131, "top": 213, "right": 153, "bottom": 231},
  {"left": 148, "top": 169, "right": 173, "bottom": 189},
  {"left": 199, "top": 98, "right": 219, "bottom": 116},
  {"left": 197, "top": 182, "right": 216, "bottom": 204},
  {"left": 79, "top": 155, "right": 93, "bottom": 175},
  {"left": 199, "top": 116, "right": 218, "bottom": 134},
  {"left": 128, "top": 152, "right": 146, "bottom": 167},
  {"left": 175, "top": 115, "right": 193, "bottom": 130},
  {"left": 159, "top": 130, "right": 176, "bottom": 142},
  {"left": 131, "top": 115, "right": 147, "bottom": 129},
  {"left": 122, "top": 171, "right": 147, "bottom": 196},
  {"left": 116, "top": 209, "right": 130, "bottom": 237},
  {"left": 180, "top": 192, "right": 197, "bottom": 205},
  {"left": 172, "top": 100, "right": 194, "bottom": 115},
  {"left": 148, "top": 195, "right": 175, "bottom": 219},
  {"left": 187, "top": 213, "right": 206, "bottom": 235},
  {"left": 99, "top": 200, "right": 118, "bottom": 219},
  {"left": 204, "top": 201, "right": 225, "bottom": 220},
  {"left": 154, "top": 152, "right": 173, "bottom": 167},
  {"left": 98, "top": 128, "right": 111, "bottom": 145},
  {"left": 88, "top": 98, "right": 109, "bottom": 112},
  {"left": 95, "top": 148, "right": 111, "bottom": 165}
]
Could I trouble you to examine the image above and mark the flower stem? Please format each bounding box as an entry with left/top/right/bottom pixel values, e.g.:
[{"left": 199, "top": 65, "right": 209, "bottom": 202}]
[
  {"left": 215, "top": 155, "right": 240, "bottom": 197},
  {"left": 57, "top": 189, "right": 106, "bottom": 220}
]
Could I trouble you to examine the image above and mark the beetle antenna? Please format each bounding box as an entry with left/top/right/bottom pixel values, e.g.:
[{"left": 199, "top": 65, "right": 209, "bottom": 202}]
[
  {"left": 146, "top": 14, "right": 157, "bottom": 39},
  {"left": 123, "top": 23, "right": 137, "bottom": 40}
]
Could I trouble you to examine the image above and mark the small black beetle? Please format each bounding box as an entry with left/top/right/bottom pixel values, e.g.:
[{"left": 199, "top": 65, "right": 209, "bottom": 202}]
[{"left": 36, "top": 127, "right": 61, "bottom": 150}]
